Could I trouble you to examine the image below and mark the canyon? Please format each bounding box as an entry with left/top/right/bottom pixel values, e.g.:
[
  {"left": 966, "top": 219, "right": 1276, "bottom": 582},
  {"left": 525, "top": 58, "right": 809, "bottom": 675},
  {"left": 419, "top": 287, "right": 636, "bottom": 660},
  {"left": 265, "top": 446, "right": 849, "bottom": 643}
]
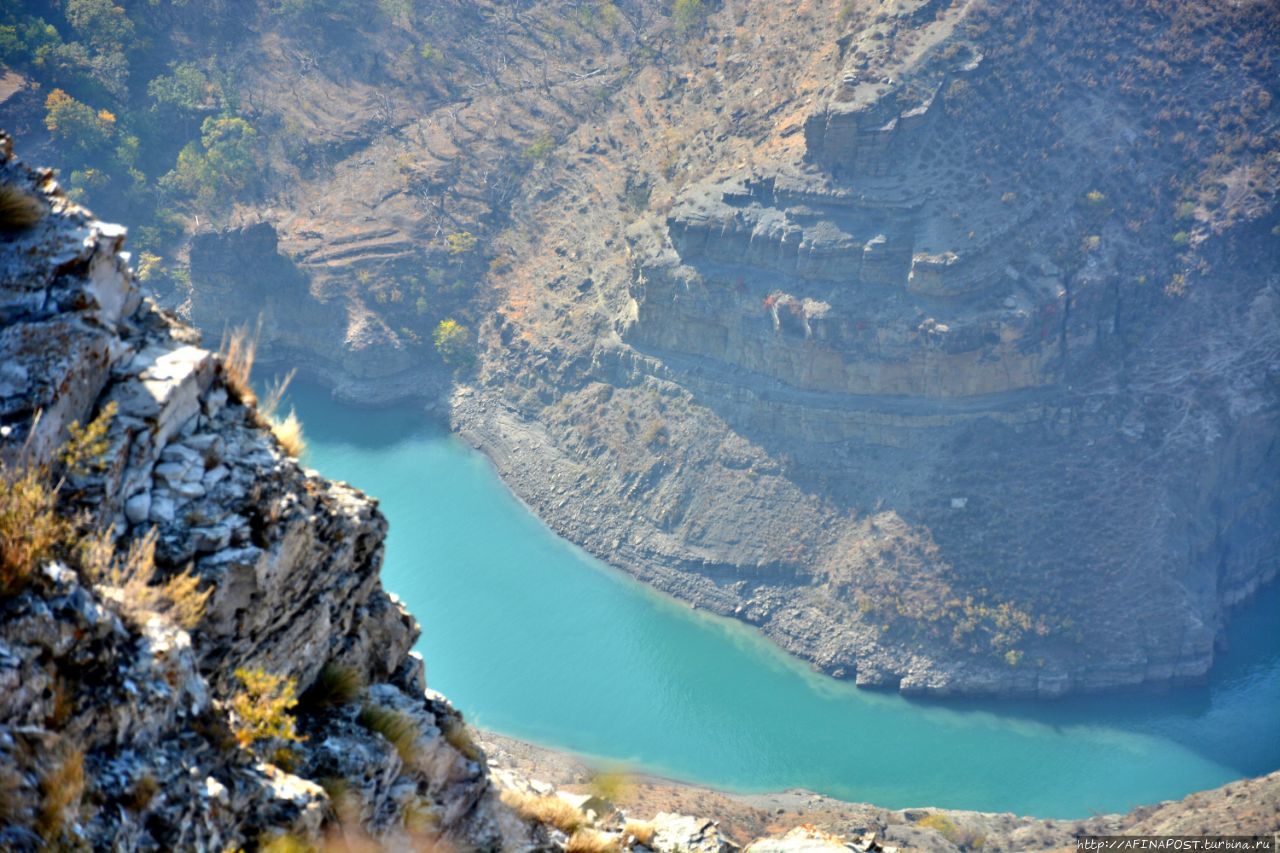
[
  {"left": 1, "top": 0, "right": 1278, "bottom": 846},
  {"left": 3, "top": 126, "right": 1278, "bottom": 852},
  {"left": 7, "top": 0, "right": 1272, "bottom": 697}
]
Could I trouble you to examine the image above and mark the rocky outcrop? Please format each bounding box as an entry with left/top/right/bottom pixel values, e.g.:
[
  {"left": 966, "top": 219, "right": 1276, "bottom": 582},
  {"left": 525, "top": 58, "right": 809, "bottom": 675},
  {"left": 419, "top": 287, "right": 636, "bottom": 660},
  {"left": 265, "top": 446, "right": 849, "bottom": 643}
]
[
  {"left": 188, "top": 222, "right": 438, "bottom": 406},
  {"left": 458, "top": 0, "right": 1280, "bottom": 699},
  {"left": 0, "top": 135, "right": 505, "bottom": 849}
]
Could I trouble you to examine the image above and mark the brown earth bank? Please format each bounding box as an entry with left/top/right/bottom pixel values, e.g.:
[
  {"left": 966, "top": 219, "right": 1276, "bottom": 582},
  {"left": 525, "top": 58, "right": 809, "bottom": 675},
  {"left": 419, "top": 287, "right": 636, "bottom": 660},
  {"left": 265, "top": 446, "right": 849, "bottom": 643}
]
[
  {"left": 8, "top": 0, "right": 1278, "bottom": 700},
  {"left": 479, "top": 730, "right": 1280, "bottom": 851}
]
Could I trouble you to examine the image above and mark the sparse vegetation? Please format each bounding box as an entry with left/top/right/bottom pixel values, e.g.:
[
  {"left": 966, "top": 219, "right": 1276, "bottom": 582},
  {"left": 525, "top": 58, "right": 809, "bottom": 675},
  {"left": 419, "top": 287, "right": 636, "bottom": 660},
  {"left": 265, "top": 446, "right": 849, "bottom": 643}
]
[
  {"left": 0, "top": 182, "right": 46, "bottom": 230},
  {"left": 566, "top": 828, "right": 621, "bottom": 853},
  {"left": 357, "top": 703, "right": 420, "bottom": 766},
  {"left": 623, "top": 820, "right": 655, "bottom": 847},
  {"left": 442, "top": 717, "right": 483, "bottom": 762},
  {"left": 35, "top": 740, "right": 85, "bottom": 842},
  {"left": 92, "top": 528, "right": 211, "bottom": 630},
  {"left": 219, "top": 325, "right": 259, "bottom": 406},
  {"left": 269, "top": 410, "right": 306, "bottom": 458},
  {"left": 433, "top": 318, "right": 472, "bottom": 365},
  {"left": 302, "top": 662, "right": 364, "bottom": 709},
  {"left": 230, "top": 668, "right": 305, "bottom": 757},
  {"left": 500, "top": 789, "right": 585, "bottom": 834}
]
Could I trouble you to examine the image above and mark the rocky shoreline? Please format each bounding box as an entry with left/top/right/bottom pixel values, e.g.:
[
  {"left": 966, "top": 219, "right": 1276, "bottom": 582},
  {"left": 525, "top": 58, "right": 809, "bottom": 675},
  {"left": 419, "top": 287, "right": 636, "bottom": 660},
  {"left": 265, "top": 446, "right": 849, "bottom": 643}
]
[
  {"left": 449, "top": 384, "right": 1276, "bottom": 699},
  {"left": 478, "top": 730, "right": 1280, "bottom": 852}
]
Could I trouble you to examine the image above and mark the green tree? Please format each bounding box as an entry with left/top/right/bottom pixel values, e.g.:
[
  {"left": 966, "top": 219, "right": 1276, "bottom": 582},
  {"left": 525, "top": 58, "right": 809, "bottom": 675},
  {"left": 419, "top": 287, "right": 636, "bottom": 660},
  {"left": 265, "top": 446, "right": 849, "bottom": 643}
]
[
  {"left": 148, "top": 62, "right": 214, "bottom": 111},
  {"left": 161, "top": 116, "right": 259, "bottom": 209},
  {"left": 433, "top": 318, "right": 471, "bottom": 364},
  {"left": 672, "top": 0, "right": 706, "bottom": 34},
  {"left": 44, "top": 88, "right": 114, "bottom": 154},
  {"left": 64, "top": 0, "right": 135, "bottom": 51}
]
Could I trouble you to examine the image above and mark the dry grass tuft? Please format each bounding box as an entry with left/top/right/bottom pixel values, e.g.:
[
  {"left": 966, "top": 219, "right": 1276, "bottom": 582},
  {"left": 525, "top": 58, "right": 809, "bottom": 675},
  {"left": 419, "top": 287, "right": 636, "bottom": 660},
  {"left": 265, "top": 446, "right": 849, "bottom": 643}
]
[
  {"left": 270, "top": 408, "right": 306, "bottom": 458},
  {"left": 442, "top": 718, "right": 483, "bottom": 762},
  {"left": 357, "top": 704, "right": 420, "bottom": 766},
  {"left": 219, "top": 324, "right": 259, "bottom": 407},
  {"left": 566, "top": 828, "right": 621, "bottom": 853},
  {"left": 302, "top": 662, "right": 364, "bottom": 710},
  {"left": 94, "top": 528, "right": 210, "bottom": 630},
  {"left": 500, "top": 789, "right": 585, "bottom": 834},
  {"left": 0, "top": 759, "right": 30, "bottom": 825},
  {"left": 623, "top": 820, "right": 655, "bottom": 848},
  {"left": 0, "top": 462, "right": 68, "bottom": 597},
  {"left": 258, "top": 369, "right": 306, "bottom": 458},
  {"left": 0, "top": 182, "right": 46, "bottom": 230},
  {"left": 35, "top": 741, "right": 84, "bottom": 841},
  {"left": 123, "top": 772, "right": 159, "bottom": 812}
]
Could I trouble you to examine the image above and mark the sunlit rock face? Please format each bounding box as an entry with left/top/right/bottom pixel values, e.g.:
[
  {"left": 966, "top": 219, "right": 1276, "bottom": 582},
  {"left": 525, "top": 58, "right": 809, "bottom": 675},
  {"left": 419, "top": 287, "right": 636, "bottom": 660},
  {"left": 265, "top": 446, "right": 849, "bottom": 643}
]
[
  {"left": 0, "top": 134, "right": 505, "bottom": 851},
  {"left": 582, "top": 0, "right": 1280, "bottom": 697}
]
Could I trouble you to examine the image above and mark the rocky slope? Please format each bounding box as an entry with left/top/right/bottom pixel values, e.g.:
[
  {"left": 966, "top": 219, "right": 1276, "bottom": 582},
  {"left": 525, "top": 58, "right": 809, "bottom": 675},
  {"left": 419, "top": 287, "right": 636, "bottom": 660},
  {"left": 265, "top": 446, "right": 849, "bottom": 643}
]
[
  {"left": 0, "top": 134, "right": 513, "bottom": 850},
  {"left": 453, "top": 0, "right": 1280, "bottom": 696},
  {"left": 484, "top": 731, "right": 1280, "bottom": 852}
]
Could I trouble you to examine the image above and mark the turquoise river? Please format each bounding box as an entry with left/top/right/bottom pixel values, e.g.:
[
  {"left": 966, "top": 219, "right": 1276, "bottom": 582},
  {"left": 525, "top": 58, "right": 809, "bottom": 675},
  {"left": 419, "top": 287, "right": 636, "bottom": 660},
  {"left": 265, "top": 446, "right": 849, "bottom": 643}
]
[{"left": 285, "top": 380, "right": 1280, "bottom": 820}]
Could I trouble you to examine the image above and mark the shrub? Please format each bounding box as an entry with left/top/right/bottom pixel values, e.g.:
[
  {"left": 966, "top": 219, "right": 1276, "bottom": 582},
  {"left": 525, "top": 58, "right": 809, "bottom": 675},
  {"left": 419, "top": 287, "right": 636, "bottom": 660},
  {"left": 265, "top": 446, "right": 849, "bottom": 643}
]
[
  {"left": 445, "top": 230, "right": 478, "bottom": 255},
  {"left": 357, "top": 704, "right": 419, "bottom": 766},
  {"left": 433, "top": 318, "right": 471, "bottom": 365},
  {"left": 0, "top": 182, "right": 46, "bottom": 230},
  {"left": 230, "top": 668, "right": 304, "bottom": 756},
  {"left": 44, "top": 88, "right": 114, "bottom": 154},
  {"left": 161, "top": 116, "right": 259, "bottom": 210},
  {"left": 672, "top": 0, "right": 707, "bottom": 33},
  {"left": 640, "top": 420, "right": 669, "bottom": 448},
  {"left": 123, "top": 773, "right": 159, "bottom": 812},
  {"left": 500, "top": 789, "right": 584, "bottom": 834},
  {"left": 917, "top": 813, "right": 985, "bottom": 849},
  {"left": 59, "top": 400, "right": 116, "bottom": 476},
  {"left": 147, "top": 61, "right": 214, "bottom": 112},
  {"left": 134, "top": 252, "right": 163, "bottom": 282},
  {"left": 523, "top": 133, "right": 556, "bottom": 164}
]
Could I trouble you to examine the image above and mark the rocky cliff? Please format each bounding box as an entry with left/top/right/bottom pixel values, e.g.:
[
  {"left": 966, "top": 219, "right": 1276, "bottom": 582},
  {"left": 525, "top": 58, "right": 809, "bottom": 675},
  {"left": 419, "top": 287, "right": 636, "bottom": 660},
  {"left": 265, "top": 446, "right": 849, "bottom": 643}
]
[
  {"left": 0, "top": 134, "right": 509, "bottom": 850},
  {"left": 455, "top": 0, "right": 1280, "bottom": 697}
]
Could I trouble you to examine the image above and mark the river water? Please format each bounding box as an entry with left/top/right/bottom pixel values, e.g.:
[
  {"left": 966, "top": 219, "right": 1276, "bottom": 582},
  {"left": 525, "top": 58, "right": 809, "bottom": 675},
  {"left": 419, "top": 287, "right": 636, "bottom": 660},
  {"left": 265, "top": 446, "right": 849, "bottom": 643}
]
[{"left": 287, "top": 380, "right": 1280, "bottom": 819}]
